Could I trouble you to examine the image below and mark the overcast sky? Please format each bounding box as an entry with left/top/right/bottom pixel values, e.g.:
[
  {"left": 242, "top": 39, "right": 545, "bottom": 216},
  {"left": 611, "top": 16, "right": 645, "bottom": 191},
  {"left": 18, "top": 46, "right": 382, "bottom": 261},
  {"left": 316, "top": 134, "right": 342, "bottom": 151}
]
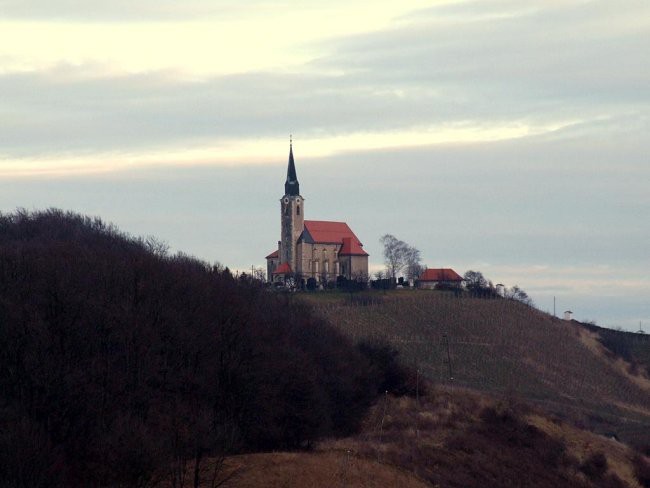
[{"left": 1, "top": 0, "right": 648, "bottom": 331}]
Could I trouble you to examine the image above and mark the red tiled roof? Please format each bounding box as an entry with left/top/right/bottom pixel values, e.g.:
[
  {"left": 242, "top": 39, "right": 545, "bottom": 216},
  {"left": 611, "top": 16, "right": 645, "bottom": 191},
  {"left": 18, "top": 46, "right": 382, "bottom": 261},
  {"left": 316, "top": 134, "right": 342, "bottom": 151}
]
[
  {"left": 272, "top": 262, "right": 292, "bottom": 274},
  {"left": 419, "top": 268, "right": 463, "bottom": 282},
  {"left": 302, "top": 219, "right": 367, "bottom": 254},
  {"left": 265, "top": 249, "right": 279, "bottom": 259},
  {"left": 339, "top": 237, "right": 369, "bottom": 256}
]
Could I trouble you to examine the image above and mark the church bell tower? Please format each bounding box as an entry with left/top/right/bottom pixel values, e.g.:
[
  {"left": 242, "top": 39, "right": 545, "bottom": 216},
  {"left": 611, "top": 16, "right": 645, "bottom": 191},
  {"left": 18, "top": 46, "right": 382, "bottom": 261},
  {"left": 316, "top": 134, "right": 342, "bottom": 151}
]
[{"left": 279, "top": 138, "right": 304, "bottom": 272}]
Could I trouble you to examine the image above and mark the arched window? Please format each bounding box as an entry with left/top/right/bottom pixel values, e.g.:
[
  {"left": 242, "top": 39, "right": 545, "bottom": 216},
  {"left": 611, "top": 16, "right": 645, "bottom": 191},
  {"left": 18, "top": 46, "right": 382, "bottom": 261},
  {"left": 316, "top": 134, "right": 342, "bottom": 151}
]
[{"left": 296, "top": 205, "right": 300, "bottom": 215}]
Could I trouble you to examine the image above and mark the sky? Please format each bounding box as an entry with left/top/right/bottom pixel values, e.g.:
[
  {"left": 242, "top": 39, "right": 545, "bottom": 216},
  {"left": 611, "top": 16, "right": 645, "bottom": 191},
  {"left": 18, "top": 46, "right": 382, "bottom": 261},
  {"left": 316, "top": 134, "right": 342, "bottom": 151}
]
[{"left": 0, "top": 0, "right": 648, "bottom": 331}]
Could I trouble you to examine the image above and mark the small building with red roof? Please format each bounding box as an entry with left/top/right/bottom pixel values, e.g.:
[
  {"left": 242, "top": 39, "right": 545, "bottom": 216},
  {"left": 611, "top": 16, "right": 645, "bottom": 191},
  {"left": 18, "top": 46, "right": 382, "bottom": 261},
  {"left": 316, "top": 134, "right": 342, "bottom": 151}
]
[
  {"left": 271, "top": 262, "right": 292, "bottom": 276},
  {"left": 265, "top": 142, "right": 369, "bottom": 284},
  {"left": 417, "top": 268, "right": 463, "bottom": 289}
]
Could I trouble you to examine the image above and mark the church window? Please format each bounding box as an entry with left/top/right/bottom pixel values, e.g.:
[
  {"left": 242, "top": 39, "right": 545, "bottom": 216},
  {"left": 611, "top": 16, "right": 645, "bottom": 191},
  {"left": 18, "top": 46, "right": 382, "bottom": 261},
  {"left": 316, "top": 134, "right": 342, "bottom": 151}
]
[
  {"left": 284, "top": 204, "right": 289, "bottom": 216},
  {"left": 297, "top": 205, "right": 300, "bottom": 215}
]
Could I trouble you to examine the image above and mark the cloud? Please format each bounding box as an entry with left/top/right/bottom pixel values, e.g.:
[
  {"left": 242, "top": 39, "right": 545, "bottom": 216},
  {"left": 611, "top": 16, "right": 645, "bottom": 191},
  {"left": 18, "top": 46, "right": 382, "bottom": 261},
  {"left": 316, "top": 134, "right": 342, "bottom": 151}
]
[
  {"left": 0, "top": 0, "right": 648, "bottom": 170},
  {"left": 323, "top": 0, "right": 650, "bottom": 103},
  {"left": 0, "top": 0, "right": 266, "bottom": 21},
  {"left": 0, "top": 65, "right": 568, "bottom": 161},
  {"left": 0, "top": 0, "right": 441, "bottom": 22}
]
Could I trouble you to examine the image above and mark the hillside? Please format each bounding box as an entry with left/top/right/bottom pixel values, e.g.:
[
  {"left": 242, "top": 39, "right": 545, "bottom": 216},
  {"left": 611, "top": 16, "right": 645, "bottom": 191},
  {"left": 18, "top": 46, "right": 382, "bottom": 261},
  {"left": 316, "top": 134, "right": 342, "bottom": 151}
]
[
  {"left": 196, "top": 387, "right": 648, "bottom": 488},
  {"left": 303, "top": 291, "right": 650, "bottom": 447},
  {"left": 3, "top": 209, "right": 648, "bottom": 487},
  {"left": 321, "top": 387, "right": 646, "bottom": 488}
]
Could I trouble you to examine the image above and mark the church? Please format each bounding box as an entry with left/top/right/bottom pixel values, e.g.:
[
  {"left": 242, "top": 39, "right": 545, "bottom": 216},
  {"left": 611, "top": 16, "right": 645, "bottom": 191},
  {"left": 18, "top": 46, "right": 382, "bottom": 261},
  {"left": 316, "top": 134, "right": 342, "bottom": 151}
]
[{"left": 265, "top": 142, "right": 369, "bottom": 286}]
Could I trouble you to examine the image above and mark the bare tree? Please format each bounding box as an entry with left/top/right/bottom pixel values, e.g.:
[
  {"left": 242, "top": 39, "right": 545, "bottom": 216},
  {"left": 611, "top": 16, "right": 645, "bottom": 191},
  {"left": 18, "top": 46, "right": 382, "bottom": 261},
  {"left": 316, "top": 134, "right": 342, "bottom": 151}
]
[
  {"left": 252, "top": 267, "right": 266, "bottom": 282},
  {"left": 144, "top": 235, "right": 169, "bottom": 256},
  {"left": 506, "top": 285, "right": 533, "bottom": 305},
  {"left": 380, "top": 234, "right": 421, "bottom": 280},
  {"left": 404, "top": 246, "right": 423, "bottom": 281}
]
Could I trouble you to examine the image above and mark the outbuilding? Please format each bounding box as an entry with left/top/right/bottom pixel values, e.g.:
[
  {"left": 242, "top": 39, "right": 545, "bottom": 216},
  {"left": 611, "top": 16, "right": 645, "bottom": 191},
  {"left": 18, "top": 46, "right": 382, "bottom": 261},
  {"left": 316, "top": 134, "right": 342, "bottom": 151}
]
[{"left": 417, "top": 268, "right": 463, "bottom": 289}]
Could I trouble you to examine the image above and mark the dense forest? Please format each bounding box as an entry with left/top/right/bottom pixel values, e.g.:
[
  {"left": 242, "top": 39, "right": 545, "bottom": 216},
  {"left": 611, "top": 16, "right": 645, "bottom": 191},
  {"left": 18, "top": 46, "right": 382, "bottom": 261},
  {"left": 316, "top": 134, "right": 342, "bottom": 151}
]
[{"left": 0, "top": 209, "right": 406, "bottom": 487}]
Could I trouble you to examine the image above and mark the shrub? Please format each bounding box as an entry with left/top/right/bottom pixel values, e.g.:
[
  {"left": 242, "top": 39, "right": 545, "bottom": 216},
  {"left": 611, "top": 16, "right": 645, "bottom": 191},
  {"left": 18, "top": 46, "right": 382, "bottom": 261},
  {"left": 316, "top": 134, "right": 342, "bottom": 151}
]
[
  {"left": 357, "top": 341, "right": 418, "bottom": 396},
  {"left": 579, "top": 452, "right": 608, "bottom": 480},
  {"left": 601, "top": 473, "right": 628, "bottom": 488},
  {"left": 633, "top": 454, "right": 650, "bottom": 487},
  {"left": 477, "top": 406, "right": 566, "bottom": 468}
]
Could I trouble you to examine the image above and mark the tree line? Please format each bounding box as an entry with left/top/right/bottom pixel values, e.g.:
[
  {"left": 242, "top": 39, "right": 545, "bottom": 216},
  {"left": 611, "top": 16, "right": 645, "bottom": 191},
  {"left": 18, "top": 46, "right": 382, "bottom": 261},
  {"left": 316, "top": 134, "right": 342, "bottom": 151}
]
[{"left": 378, "top": 234, "right": 532, "bottom": 303}]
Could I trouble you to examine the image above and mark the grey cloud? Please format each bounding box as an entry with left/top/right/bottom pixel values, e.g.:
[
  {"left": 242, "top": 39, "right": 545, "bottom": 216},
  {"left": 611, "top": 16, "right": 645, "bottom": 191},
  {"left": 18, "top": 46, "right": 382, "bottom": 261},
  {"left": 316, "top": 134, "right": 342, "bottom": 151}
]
[
  {"left": 0, "top": 67, "right": 492, "bottom": 156},
  {"left": 0, "top": 67, "right": 645, "bottom": 159},
  {"left": 2, "top": 1, "right": 648, "bottom": 159},
  {"left": 323, "top": 2, "right": 650, "bottom": 103},
  {"left": 0, "top": 0, "right": 363, "bottom": 21},
  {"left": 0, "top": 0, "right": 268, "bottom": 21}
]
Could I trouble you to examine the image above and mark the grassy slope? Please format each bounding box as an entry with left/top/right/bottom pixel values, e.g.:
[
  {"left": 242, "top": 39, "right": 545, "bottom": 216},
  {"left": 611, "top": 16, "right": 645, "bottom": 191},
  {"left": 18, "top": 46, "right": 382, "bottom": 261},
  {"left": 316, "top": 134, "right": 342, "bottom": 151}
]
[{"left": 301, "top": 290, "right": 650, "bottom": 446}]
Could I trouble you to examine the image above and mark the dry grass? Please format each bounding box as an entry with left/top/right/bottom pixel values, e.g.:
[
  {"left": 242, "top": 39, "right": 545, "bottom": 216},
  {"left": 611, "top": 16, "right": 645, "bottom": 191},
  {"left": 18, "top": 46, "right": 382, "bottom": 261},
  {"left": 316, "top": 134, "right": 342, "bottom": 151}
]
[
  {"left": 213, "top": 451, "right": 430, "bottom": 488},
  {"left": 321, "top": 387, "right": 642, "bottom": 488},
  {"left": 577, "top": 328, "right": 650, "bottom": 395},
  {"left": 303, "top": 291, "right": 650, "bottom": 445},
  {"left": 187, "top": 386, "right": 647, "bottom": 488},
  {"left": 529, "top": 413, "right": 642, "bottom": 488}
]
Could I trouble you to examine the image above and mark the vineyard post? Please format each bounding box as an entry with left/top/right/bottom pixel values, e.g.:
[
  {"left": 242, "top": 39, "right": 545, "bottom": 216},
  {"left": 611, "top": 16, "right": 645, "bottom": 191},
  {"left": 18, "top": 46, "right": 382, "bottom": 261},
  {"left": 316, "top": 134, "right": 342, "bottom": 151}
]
[
  {"left": 416, "top": 367, "right": 420, "bottom": 439},
  {"left": 416, "top": 367, "right": 419, "bottom": 407},
  {"left": 443, "top": 333, "right": 453, "bottom": 384},
  {"left": 379, "top": 390, "right": 388, "bottom": 443}
]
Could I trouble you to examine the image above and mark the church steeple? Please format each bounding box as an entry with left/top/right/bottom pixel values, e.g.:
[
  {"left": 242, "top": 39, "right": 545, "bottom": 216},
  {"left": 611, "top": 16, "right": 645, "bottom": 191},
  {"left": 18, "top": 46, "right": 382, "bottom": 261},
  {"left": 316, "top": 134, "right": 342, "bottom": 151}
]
[{"left": 284, "top": 137, "right": 299, "bottom": 196}]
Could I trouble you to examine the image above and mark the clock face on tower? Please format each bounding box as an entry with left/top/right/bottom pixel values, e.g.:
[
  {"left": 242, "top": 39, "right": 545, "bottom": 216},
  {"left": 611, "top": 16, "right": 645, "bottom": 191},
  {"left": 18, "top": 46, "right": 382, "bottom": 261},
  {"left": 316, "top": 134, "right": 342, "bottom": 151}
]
[
  {"left": 283, "top": 197, "right": 289, "bottom": 204},
  {"left": 295, "top": 197, "right": 301, "bottom": 203}
]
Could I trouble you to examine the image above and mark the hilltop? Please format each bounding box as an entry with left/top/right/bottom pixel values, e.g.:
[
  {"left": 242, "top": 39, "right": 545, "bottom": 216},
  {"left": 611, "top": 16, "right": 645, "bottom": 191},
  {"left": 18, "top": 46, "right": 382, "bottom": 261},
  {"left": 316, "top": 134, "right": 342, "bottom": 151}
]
[{"left": 302, "top": 291, "right": 650, "bottom": 448}]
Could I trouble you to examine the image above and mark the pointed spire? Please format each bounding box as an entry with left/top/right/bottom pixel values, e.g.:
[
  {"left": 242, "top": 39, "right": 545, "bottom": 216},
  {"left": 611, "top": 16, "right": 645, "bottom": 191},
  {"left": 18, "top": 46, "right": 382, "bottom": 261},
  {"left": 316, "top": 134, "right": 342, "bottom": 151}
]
[{"left": 285, "top": 136, "right": 299, "bottom": 196}]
